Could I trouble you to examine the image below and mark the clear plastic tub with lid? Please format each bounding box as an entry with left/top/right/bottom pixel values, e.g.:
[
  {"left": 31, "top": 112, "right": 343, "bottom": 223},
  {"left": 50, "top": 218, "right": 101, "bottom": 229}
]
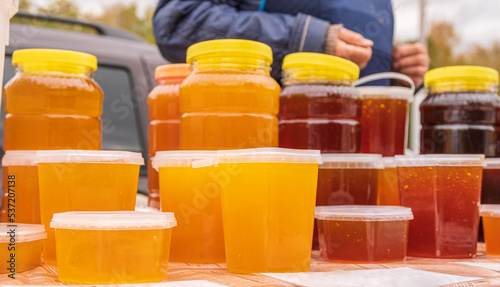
[
  {"left": 279, "top": 52, "right": 362, "bottom": 153},
  {"left": 51, "top": 211, "right": 176, "bottom": 284},
  {"left": 315, "top": 205, "right": 413, "bottom": 262},
  {"left": 181, "top": 39, "right": 280, "bottom": 150},
  {"left": 147, "top": 64, "right": 191, "bottom": 209},
  {"left": 396, "top": 154, "right": 485, "bottom": 258},
  {"left": 0, "top": 223, "right": 46, "bottom": 273},
  {"left": 152, "top": 151, "right": 225, "bottom": 263},
  {"left": 34, "top": 150, "right": 144, "bottom": 265},
  {"left": 216, "top": 148, "right": 322, "bottom": 273},
  {"left": 0, "top": 151, "right": 39, "bottom": 224}
]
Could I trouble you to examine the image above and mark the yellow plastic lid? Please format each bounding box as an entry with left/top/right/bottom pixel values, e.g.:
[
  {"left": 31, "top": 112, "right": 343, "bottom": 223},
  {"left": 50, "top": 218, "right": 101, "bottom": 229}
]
[
  {"left": 12, "top": 49, "right": 98, "bottom": 71},
  {"left": 424, "top": 66, "right": 499, "bottom": 88},
  {"left": 186, "top": 39, "right": 273, "bottom": 64},
  {"left": 155, "top": 63, "right": 191, "bottom": 80},
  {"left": 282, "top": 52, "right": 360, "bottom": 81}
]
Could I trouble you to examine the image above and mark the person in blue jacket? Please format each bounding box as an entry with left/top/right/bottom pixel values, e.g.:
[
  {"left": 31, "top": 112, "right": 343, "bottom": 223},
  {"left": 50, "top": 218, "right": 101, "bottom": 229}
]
[{"left": 153, "top": 0, "right": 429, "bottom": 87}]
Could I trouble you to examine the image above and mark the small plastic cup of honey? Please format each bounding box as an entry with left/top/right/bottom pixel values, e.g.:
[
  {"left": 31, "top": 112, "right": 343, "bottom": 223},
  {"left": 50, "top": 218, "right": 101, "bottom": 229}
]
[
  {"left": 315, "top": 205, "right": 413, "bottom": 262},
  {"left": 396, "top": 154, "right": 485, "bottom": 258},
  {"left": 480, "top": 205, "right": 500, "bottom": 255},
  {"left": 0, "top": 223, "right": 46, "bottom": 273},
  {"left": 51, "top": 211, "right": 176, "bottom": 284},
  {"left": 34, "top": 150, "right": 144, "bottom": 265},
  {"left": 217, "top": 148, "right": 322, "bottom": 273},
  {"left": 1, "top": 151, "right": 40, "bottom": 224}
]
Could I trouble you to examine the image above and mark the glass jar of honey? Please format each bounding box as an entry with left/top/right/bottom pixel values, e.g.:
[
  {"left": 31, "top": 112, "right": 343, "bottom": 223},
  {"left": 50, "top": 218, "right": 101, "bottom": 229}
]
[
  {"left": 279, "top": 52, "right": 362, "bottom": 153},
  {"left": 3, "top": 49, "right": 103, "bottom": 151},
  {"left": 421, "top": 66, "right": 500, "bottom": 156},
  {"left": 147, "top": 64, "right": 190, "bottom": 209},
  {"left": 180, "top": 39, "right": 280, "bottom": 150}
]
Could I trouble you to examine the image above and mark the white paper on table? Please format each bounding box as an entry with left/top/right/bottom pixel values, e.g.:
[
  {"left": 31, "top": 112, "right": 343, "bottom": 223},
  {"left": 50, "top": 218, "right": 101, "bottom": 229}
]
[
  {"left": 454, "top": 262, "right": 500, "bottom": 272},
  {"left": 262, "top": 267, "right": 482, "bottom": 287}
]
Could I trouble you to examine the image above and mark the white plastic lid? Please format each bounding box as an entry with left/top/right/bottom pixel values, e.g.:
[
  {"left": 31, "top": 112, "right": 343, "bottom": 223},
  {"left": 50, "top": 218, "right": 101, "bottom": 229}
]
[
  {"left": 485, "top": 158, "right": 500, "bottom": 169},
  {"left": 382, "top": 157, "right": 397, "bottom": 168},
  {"left": 152, "top": 151, "right": 216, "bottom": 170},
  {"left": 315, "top": 205, "right": 413, "bottom": 221},
  {"left": 50, "top": 211, "right": 177, "bottom": 230},
  {"left": 480, "top": 205, "right": 500, "bottom": 217},
  {"left": 395, "top": 154, "right": 485, "bottom": 167},
  {"left": 216, "top": 148, "right": 322, "bottom": 164},
  {"left": 357, "top": 86, "right": 414, "bottom": 101},
  {"left": 34, "top": 150, "right": 144, "bottom": 165},
  {"left": 2, "top": 150, "right": 38, "bottom": 166},
  {"left": 320, "top": 154, "right": 383, "bottom": 169},
  {"left": 0, "top": 223, "right": 46, "bottom": 243}
]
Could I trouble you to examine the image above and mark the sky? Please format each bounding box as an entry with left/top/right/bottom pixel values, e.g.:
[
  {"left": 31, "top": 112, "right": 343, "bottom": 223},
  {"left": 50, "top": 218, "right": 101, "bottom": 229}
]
[{"left": 31, "top": 0, "right": 500, "bottom": 52}]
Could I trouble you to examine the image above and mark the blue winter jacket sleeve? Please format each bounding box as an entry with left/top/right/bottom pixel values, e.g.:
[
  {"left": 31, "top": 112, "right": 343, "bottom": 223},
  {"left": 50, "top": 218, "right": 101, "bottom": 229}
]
[{"left": 153, "top": 0, "right": 330, "bottom": 80}]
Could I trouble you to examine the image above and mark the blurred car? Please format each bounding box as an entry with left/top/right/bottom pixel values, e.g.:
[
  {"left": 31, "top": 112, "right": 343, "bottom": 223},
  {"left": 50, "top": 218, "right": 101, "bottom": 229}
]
[{"left": 2, "top": 12, "right": 169, "bottom": 199}]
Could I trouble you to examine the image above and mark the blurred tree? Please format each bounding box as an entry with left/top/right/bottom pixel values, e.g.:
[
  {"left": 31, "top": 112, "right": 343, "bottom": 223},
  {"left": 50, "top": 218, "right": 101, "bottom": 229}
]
[
  {"left": 37, "top": 0, "right": 80, "bottom": 18},
  {"left": 426, "top": 21, "right": 460, "bottom": 69},
  {"left": 18, "top": 0, "right": 33, "bottom": 11}
]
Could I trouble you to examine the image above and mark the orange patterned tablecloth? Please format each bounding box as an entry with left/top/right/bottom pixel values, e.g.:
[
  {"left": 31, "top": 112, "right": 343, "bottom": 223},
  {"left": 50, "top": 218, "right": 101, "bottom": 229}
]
[{"left": 2, "top": 244, "right": 500, "bottom": 286}]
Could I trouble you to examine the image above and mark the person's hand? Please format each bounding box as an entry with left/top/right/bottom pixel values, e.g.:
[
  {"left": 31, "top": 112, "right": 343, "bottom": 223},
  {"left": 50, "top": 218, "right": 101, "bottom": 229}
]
[
  {"left": 392, "top": 43, "right": 430, "bottom": 87},
  {"left": 334, "top": 28, "right": 373, "bottom": 69}
]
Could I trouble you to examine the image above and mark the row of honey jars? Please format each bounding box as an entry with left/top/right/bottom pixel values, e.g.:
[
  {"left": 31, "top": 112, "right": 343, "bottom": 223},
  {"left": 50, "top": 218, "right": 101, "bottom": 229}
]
[{"left": 1, "top": 49, "right": 103, "bottom": 223}]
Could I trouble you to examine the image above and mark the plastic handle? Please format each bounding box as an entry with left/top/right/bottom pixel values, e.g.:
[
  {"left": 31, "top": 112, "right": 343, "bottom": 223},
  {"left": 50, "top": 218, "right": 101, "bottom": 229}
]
[
  {"left": 354, "top": 72, "right": 415, "bottom": 94},
  {"left": 192, "top": 158, "right": 215, "bottom": 168}
]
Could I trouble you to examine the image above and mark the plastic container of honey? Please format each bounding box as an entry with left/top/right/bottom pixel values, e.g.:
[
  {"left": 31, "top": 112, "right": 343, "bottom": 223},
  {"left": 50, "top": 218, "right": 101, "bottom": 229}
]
[
  {"left": 396, "top": 154, "right": 485, "bottom": 258},
  {"left": 147, "top": 64, "right": 191, "bottom": 209},
  {"left": 356, "top": 72, "right": 415, "bottom": 156},
  {"left": 480, "top": 205, "right": 500, "bottom": 255},
  {"left": 3, "top": 49, "right": 103, "bottom": 151},
  {"left": 34, "top": 150, "right": 144, "bottom": 265},
  {"left": 51, "top": 211, "right": 176, "bottom": 284},
  {"left": 421, "top": 66, "right": 500, "bottom": 156},
  {"left": 152, "top": 151, "right": 225, "bottom": 263},
  {"left": 0, "top": 223, "right": 46, "bottom": 273},
  {"left": 315, "top": 205, "right": 413, "bottom": 262},
  {"left": 181, "top": 39, "right": 280, "bottom": 150},
  {"left": 279, "top": 52, "right": 362, "bottom": 153},
  {"left": 0, "top": 151, "right": 39, "bottom": 224},
  {"left": 0, "top": 0, "right": 18, "bottom": 95},
  {"left": 217, "top": 148, "right": 322, "bottom": 273},
  {"left": 313, "top": 153, "right": 383, "bottom": 249},
  {"left": 378, "top": 157, "right": 400, "bottom": 206}
]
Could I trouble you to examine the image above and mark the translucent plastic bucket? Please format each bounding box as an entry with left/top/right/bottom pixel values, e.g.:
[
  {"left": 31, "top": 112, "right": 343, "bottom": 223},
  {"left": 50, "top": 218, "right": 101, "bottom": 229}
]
[
  {"left": 315, "top": 205, "right": 413, "bottom": 262},
  {"left": 51, "top": 211, "right": 176, "bottom": 284},
  {"left": 0, "top": 0, "right": 18, "bottom": 95},
  {"left": 0, "top": 223, "right": 46, "bottom": 273},
  {"left": 396, "top": 154, "right": 485, "bottom": 258},
  {"left": 34, "top": 150, "right": 144, "bottom": 265}
]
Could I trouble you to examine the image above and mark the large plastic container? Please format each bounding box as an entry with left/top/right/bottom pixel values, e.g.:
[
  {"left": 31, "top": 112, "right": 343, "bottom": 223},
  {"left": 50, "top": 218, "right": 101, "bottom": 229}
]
[
  {"left": 421, "top": 66, "right": 500, "bottom": 156},
  {"left": 0, "top": 0, "right": 18, "bottom": 96},
  {"left": 217, "top": 148, "right": 322, "bottom": 273},
  {"left": 279, "top": 52, "right": 362, "bottom": 153},
  {"left": 315, "top": 206, "right": 413, "bottom": 263},
  {"left": 51, "top": 211, "right": 176, "bottom": 284},
  {"left": 148, "top": 64, "right": 191, "bottom": 209},
  {"left": 396, "top": 155, "right": 485, "bottom": 258},
  {"left": 152, "top": 151, "right": 225, "bottom": 263},
  {"left": 0, "top": 151, "right": 39, "bottom": 224},
  {"left": 313, "top": 153, "right": 383, "bottom": 249},
  {"left": 480, "top": 205, "right": 500, "bottom": 255},
  {"left": 378, "top": 157, "right": 400, "bottom": 206},
  {"left": 356, "top": 72, "right": 415, "bottom": 156},
  {"left": 3, "top": 49, "right": 103, "bottom": 151},
  {"left": 180, "top": 39, "right": 280, "bottom": 150},
  {"left": 0, "top": 223, "right": 46, "bottom": 273},
  {"left": 35, "top": 150, "right": 144, "bottom": 265}
]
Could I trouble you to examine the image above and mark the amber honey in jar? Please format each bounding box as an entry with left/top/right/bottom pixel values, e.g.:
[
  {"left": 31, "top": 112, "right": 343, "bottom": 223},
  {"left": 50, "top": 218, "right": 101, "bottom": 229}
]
[
  {"left": 147, "top": 64, "right": 190, "bottom": 209},
  {"left": 279, "top": 53, "right": 362, "bottom": 153},
  {"left": 3, "top": 49, "right": 103, "bottom": 151},
  {"left": 421, "top": 66, "right": 500, "bottom": 156},
  {"left": 180, "top": 39, "right": 280, "bottom": 150}
]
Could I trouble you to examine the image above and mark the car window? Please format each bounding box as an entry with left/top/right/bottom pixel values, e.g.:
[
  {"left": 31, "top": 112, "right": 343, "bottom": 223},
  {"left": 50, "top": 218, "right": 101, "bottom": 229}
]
[{"left": 0, "top": 58, "right": 142, "bottom": 154}]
